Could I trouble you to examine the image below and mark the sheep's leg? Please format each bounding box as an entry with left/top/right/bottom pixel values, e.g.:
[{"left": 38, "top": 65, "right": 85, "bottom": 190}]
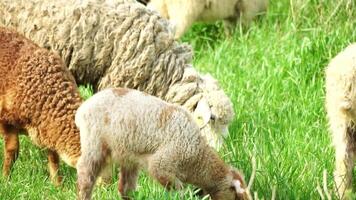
[
  {"left": 169, "top": 17, "right": 193, "bottom": 39},
  {"left": 148, "top": 149, "right": 183, "bottom": 191},
  {"left": 77, "top": 143, "right": 108, "bottom": 200},
  {"left": 47, "top": 150, "right": 62, "bottom": 186},
  {"left": 96, "top": 157, "right": 113, "bottom": 185},
  {"left": 332, "top": 120, "right": 356, "bottom": 199},
  {"left": 1, "top": 124, "right": 19, "bottom": 177},
  {"left": 166, "top": 3, "right": 202, "bottom": 39},
  {"left": 77, "top": 154, "right": 105, "bottom": 200},
  {"left": 118, "top": 165, "right": 139, "bottom": 199},
  {"left": 223, "top": 19, "right": 237, "bottom": 37}
]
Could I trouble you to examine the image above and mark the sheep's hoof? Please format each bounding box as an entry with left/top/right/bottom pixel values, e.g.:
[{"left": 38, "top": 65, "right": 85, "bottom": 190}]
[
  {"left": 52, "top": 175, "right": 63, "bottom": 186},
  {"left": 96, "top": 176, "right": 112, "bottom": 186}
]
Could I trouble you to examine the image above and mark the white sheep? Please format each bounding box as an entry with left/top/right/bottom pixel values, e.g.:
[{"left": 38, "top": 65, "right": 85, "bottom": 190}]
[
  {"left": 146, "top": 0, "right": 269, "bottom": 38},
  {"left": 325, "top": 43, "right": 356, "bottom": 199},
  {"left": 0, "top": 0, "right": 234, "bottom": 150},
  {"left": 75, "top": 87, "right": 251, "bottom": 200}
]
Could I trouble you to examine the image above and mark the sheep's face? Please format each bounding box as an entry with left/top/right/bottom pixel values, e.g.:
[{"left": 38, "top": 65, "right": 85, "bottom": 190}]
[
  {"left": 193, "top": 91, "right": 234, "bottom": 149},
  {"left": 210, "top": 188, "right": 239, "bottom": 200},
  {"left": 228, "top": 169, "right": 251, "bottom": 200},
  {"left": 197, "top": 169, "right": 250, "bottom": 200},
  {"left": 210, "top": 168, "right": 251, "bottom": 200},
  {"left": 211, "top": 185, "right": 249, "bottom": 200},
  {"left": 211, "top": 169, "right": 251, "bottom": 200}
]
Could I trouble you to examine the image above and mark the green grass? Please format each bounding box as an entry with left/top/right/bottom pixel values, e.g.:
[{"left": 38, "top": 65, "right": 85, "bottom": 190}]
[{"left": 1, "top": 0, "right": 356, "bottom": 199}]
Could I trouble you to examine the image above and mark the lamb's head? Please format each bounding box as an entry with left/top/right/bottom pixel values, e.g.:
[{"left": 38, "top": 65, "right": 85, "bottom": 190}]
[
  {"left": 209, "top": 168, "right": 251, "bottom": 200},
  {"left": 193, "top": 75, "right": 235, "bottom": 149},
  {"left": 230, "top": 168, "right": 252, "bottom": 200}
]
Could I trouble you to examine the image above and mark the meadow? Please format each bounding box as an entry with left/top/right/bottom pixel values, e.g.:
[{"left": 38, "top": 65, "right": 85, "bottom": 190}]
[{"left": 1, "top": 0, "right": 356, "bottom": 199}]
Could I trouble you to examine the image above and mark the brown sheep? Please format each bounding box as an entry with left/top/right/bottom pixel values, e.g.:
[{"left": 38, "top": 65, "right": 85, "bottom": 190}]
[{"left": 0, "top": 27, "right": 82, "bottom": 185}]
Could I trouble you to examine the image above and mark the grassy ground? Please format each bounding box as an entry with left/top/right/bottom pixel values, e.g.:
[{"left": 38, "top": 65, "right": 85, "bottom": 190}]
[{"left": 1, "top": 0, "right": 356, "bottom": 199}]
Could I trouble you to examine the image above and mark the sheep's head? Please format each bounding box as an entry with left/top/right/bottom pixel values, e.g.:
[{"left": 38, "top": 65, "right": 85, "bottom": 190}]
[
  {"left": 230, "top": 168, "right": 252, "bottom": 200},
  {"left": 166, "top": 67, "right": 234, "bottom": 149},
  {"left": 193, "top": 75, "right": 235, "bottom": 149},
  {"left": 208, "top": 168, "right": 251, "bottom": 200}
]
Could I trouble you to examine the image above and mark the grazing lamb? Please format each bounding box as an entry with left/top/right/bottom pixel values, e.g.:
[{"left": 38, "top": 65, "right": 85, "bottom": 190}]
[
  {"left": 146, "top": 0, "right": 269, "bottom": 38},
  {"left": 0, "top": 27, "right": 83, "bottom": 184},
  {"left": 0, "top": 0, "right": 234, "bottom": 149},
  {"left": 75, "top": 88, "right": 251, "bottom": 200},
  {"left": 326, "top": 43, "right": 356, "bottom": 199}
]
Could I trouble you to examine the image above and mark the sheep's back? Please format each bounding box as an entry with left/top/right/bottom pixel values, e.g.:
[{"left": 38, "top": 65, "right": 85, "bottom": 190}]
[
  {"left": 0, "top": 0, "right": 192, "bottom": 100},
  {"left": 0, "top": 27, "right": 39, "bottom": 124},
  {"left": 76, "top": 88, "right": 203, "bottom": 155}
]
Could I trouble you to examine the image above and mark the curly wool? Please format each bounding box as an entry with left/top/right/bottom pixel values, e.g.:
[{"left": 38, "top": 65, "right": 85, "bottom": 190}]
[
  {"left": 0, "top": 28, "right": 82, "bottom": 169},
  {"left": 0, "top": 0, "right": 234, "bottom": 148},
  {"left": 325, "top": 43, "right": 356, "bottom": 198}
]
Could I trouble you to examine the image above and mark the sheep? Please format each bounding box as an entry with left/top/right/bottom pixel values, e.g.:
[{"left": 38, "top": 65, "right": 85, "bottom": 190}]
[
  {"left": 0, "top": 27, "right": 83, "bottom": 185},
  {"left": 145, "top": 0, "right": 269, "bottom": 38},
  {"left": 0, "top": 0, "right": 234, "bottom": 149},
  {"left": 325, "top": 43, "right": 356, "bottom": 199},
  {"left": 75, "top": 87, "right": 252, "bottom": 200}
]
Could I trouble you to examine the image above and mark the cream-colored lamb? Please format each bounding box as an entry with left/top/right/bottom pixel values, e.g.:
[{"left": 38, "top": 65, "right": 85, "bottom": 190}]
[
  {"left": 75, "top": 88, "right": 251, "bottom": 200},
  {"left": 146, "top": 0, "right": 269, "bottom": 38},
  {"left": 326, "top": 43, "right": 356, "bottom": 199}
]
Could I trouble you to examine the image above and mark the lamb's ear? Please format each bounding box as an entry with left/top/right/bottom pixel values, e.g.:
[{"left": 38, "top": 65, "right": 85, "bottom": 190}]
[
  {"left": 232, "top": 179, "right": 245, "bottom": 194},
  {"left": 193, "top": 98, "right": 211, "bottom": 128}
]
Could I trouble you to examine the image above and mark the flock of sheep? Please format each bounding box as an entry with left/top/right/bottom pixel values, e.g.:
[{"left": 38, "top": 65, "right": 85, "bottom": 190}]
[{"left": 0, "top": 0, "right": 355, "bottom": 199}]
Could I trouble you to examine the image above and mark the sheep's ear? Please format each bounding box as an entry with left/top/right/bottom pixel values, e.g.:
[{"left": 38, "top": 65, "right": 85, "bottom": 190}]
[
  {"left": 232, "top": 180, "right": 245, "bottom": 194},
  {"left": 193, "top": 98, "right": 211, "bottom": 128}
]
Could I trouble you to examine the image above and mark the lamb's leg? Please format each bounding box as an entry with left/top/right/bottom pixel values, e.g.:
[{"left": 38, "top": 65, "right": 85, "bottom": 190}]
[
  {"left": 77, "top": 154, "right": 105, "bottom": 200},
  {"left": 118, "top": 165, "right": 139, "bottom": 200},
  {"left": 47, "top": 150, "right": 62, "bottom": 186},
  {"left": 1, "top": 124, "right": 19, "bottom": 177},
  {"left": 332, "top": 120, "right": 356, "bottom": 199},
  {"left": 77, "top": 140, "right": 110, "bottom": 200},
  {"left": 96, "top": 157, "right": 113, "bottom": 185},
  {"left": 148, "top": 148, "right": 183, "bottom": 191}
]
